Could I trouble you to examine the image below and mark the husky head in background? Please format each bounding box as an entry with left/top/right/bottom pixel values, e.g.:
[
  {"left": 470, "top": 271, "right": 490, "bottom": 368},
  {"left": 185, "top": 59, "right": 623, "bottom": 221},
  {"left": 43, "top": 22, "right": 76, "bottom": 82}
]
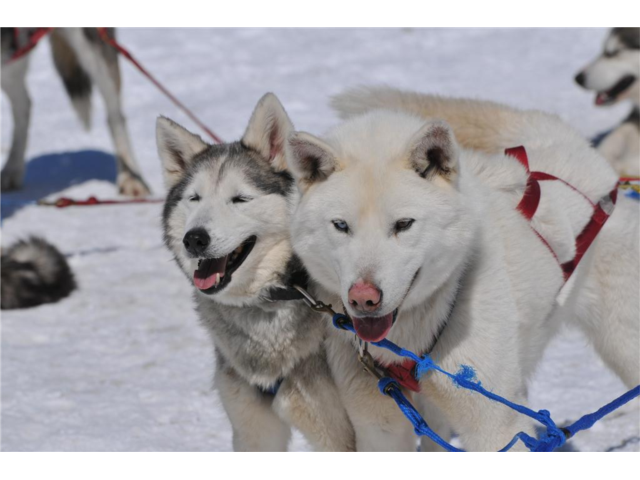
[
  {"left": 158, "top": 93, "right": 301, "bottom": 307},
  {"left": 575, "top": 28, "right": 640, "bottom": 106}
]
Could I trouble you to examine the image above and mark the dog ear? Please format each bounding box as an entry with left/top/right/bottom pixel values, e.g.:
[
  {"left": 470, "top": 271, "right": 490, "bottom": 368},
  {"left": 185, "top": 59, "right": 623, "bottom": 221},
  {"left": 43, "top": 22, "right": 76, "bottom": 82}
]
[
  {"left": 409, "top": 120, "right": 459, "bottom": 182},
  {"left": 156, "top": 116, "right": 209, "bottom": 189},
  {"left": 286, "top": 132, "right": 338, "bottom": 188},
  {"left": 241, "top": 93, "right": 293, "bottom": 172}
]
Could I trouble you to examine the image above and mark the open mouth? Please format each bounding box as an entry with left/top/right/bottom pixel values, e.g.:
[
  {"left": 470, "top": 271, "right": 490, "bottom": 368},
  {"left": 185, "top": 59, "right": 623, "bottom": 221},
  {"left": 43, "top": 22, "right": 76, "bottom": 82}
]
[
  {"left": 352, "top": 309, "right": 399, "bottom": 343},
  {"left": 193, "top": 236, "right": 256, "bottom": 294},
  {"left": 349, "top": 269, "right": 420, "bottom": 343},
  {"left": 595, "top": 75, "right": 636, "bottom": 105}
]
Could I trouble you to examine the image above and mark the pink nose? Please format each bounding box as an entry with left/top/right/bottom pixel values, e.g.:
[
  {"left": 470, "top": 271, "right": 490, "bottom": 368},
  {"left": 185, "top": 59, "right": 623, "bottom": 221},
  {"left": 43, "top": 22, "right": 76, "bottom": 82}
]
[{"left": 348, "top": 282, "right": 382, "bottom": 313}]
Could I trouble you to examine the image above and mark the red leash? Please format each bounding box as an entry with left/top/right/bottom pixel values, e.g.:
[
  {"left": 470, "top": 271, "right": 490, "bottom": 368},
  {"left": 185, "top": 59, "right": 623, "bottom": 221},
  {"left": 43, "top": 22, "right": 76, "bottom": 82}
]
[
  {"left": 96, "top": 28, "right": 223, "bottom": 144},
  {"left": 38, "top": 196, "right": 164, "bottom": 208}
]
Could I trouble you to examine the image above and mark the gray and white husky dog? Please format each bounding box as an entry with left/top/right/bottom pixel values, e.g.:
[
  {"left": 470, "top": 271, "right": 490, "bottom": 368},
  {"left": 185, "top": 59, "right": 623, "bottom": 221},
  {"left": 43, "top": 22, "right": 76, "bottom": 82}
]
[
  {"left": 1, "top": 28, "right": 150, "bottom": 196},
  {"left": 1, "top": 236, "right": 76, "bottom": 310},
  {"left": 575, "top": 28, "right": 639, "bottom": 176},
  {"left": 157, "top": 93, "right": 354, "bottom": 451}
]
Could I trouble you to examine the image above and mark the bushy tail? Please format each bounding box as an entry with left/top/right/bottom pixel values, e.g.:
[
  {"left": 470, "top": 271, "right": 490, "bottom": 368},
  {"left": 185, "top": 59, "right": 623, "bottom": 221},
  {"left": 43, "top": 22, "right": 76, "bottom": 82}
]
[
  {"left": 50, "top": 30, "right": 92, "bottom": 129},
  {"left": 1, "top": 237, "right": 76, "bottom": 310},
  {"left": 331, "top": 86, "right": 522, "bottom": 154}
]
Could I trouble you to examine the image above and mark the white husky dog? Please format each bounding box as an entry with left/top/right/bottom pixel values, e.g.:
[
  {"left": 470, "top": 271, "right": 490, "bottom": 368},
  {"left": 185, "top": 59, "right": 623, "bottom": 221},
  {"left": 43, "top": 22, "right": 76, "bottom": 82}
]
[{"left": 285, "top": 87, "right": 639, "bottom": 451}]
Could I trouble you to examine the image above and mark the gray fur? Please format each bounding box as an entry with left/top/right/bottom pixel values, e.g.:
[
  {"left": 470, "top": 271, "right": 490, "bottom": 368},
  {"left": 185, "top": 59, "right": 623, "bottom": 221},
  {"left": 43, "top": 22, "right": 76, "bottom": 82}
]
[
  {"left": 1, "top": 237, "right": 76, "bottom": 310},
  {"left": 613, "top": 27, "right": 640, "bottom": 50}
]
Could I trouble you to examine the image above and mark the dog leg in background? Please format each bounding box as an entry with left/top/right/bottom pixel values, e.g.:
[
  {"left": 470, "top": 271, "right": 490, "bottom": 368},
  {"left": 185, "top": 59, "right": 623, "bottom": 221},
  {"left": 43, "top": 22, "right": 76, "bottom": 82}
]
[
  {"left": 415, "top": 398, "right": 453, "bottom": 452},
  {"left": 1, "top": 55, "right": 31, "bottom": 191},
  {"left": 214, "top": 355, "right": 291, "bottom": 452},
  {"left": 597, "top": 124, "right": 640, "bottom": 176},
  {"left": 272, "top": 350, "right": 356, "bottom": 451},
  {"left": 59, "top": 28, "right": 150, "bottom": 197}
]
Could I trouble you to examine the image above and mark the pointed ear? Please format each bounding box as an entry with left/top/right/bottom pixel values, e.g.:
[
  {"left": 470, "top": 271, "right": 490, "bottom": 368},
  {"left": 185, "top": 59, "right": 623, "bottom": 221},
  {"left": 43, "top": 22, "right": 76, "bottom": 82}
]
[
  {"left": 156, "top": 116, "right": 209, "bottom": 189},
  {"left": 408, "top": 120, "right": 459, "bottom": 182},
  {"left": 286, "top": 132, "right": 338, "bottom": 188},
  {"left": 241, "top": 93, "right": 293, "bottom": 172}
]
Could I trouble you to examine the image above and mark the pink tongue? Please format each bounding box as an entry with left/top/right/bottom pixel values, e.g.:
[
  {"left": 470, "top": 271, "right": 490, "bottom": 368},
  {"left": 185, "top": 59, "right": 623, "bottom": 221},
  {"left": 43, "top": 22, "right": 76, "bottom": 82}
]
[
  {"left": 193, "top": 257, "right": 228, "bottom": 290},
  {"left": 595, "top": 93, "right": 607, "bottom": 105},
  {"left": 352, "top": 312, "right": 394, "bottom": 342}
]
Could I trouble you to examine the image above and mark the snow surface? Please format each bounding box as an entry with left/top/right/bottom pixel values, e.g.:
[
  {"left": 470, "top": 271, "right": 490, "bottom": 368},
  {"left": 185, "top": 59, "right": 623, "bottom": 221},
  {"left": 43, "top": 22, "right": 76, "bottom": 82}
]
[{"left": 1, "top": 28, "right": 638, "bottom": 452}]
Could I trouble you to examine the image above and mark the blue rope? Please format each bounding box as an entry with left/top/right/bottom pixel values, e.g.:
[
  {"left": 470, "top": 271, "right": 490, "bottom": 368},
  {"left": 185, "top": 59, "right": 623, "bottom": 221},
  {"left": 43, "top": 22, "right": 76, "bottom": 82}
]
[{"left": 333, "top": 313, "right": 640, "bottom": 452}]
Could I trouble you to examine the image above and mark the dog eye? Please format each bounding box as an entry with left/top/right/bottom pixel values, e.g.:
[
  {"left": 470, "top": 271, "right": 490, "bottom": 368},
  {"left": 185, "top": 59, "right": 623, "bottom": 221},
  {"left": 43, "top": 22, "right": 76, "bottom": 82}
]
[
  {"left": 332, "top": 219, "right": 350, "bottom": 233},
  {"left": 232, "top": 195, "right": 252, "bottom": 204},
  {"left": 189, "top": 194, "right": 200, "bottom": 202},
  {"left": 604, "top": 50, "right": 618, "bottom": 58},
  {"left": 394, "top": 218, "right": 415, "bottom": 233}
]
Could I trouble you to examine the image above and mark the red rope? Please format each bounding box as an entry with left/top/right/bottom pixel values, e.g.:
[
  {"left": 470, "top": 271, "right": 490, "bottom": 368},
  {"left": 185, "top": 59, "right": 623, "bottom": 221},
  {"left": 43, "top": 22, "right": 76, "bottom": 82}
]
[
  {"left": 96, "top": 28, "right": 223, "bottom": 144},
  {"left": 38, "top": 196, "right": 164, "bottom": 208}
]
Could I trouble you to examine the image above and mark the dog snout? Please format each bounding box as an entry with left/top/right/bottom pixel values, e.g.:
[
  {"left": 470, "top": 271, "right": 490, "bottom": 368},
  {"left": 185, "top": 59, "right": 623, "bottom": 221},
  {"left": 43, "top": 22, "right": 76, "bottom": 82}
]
[
  {"left": 575, "top": 71, "right": 586, "bottom": 87},
  {"left": 183, "top": 228, "right": 210, "bottom": 256},
  {"left": 348, "top": 281, "right": 382, "bottom": 313}
]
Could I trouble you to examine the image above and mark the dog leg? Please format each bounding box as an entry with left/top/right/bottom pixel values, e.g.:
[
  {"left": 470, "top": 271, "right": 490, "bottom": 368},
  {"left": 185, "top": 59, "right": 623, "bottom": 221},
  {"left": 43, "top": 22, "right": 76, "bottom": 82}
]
[
  {"left": 1, "top": 56, "right": 31, "bottom": 191},
  {"left": 564, "top": 200, "right": 640, "bottom": 388},
  {"left": 214, "top": 356, "right": 291, "bottom": 452},
  {"left": 59, "top": 28, "right": 150, "bottom": 196},
  {"left": 273, "top": 349, "right": 355, "bottom": 451},
  {"left": 326, "top": 336, "right": 416, "bottom": 451},
  {"left": 597, "top": 124, "right": 640, "bottom": 176},
  {"left": 416, "top": 398, "right": 453, "bottom": 452}
]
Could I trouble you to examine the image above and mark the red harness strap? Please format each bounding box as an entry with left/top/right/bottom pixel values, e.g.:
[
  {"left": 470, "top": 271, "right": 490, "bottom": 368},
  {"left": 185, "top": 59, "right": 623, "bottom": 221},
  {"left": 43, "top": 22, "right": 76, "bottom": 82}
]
[
  {"left": 505, "top": 146, "right": 618, "bottom": 281},
  {"left": 384, "top": 360, "right": 421, "bottom": 393},
  {"left": 9, "top": 28, "right": 53, "bottom": 63}
]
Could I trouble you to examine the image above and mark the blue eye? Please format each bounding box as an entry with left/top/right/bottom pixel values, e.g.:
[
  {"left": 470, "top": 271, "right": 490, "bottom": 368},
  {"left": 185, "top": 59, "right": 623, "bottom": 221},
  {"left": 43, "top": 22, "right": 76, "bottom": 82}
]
[
  {"left": 232, "top": 195, "right": 252, "bottom": 204},
  {"left": 332, "top": 219, "right": 349, "bottom": 233},
  {"left": 394, "top": 218, "right": 415, "bottom": 233}
]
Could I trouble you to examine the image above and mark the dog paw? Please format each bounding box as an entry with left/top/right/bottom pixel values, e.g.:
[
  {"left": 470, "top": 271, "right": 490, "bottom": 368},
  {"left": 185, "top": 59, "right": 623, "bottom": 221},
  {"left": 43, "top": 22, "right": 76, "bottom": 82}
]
[{"left": 117, "top": 172, "right": 151, "bottom": 197}]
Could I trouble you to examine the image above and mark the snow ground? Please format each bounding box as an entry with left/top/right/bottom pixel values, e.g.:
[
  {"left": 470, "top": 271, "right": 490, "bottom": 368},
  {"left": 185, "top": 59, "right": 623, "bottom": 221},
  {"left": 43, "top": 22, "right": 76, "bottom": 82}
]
[{"left": 1, "top": 28, "right": 638, "bottom": 452}]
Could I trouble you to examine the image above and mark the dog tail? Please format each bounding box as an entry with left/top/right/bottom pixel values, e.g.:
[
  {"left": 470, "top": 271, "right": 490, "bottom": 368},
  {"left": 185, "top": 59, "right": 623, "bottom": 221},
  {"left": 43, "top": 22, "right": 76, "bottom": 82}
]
[
  {"left": 331, "top": 86, "right": 523, "bottom": 154},
  {"left": 50, "top": 30, "right": 92, "bottom": 130},
  {"left": 1, "top": 237, "right": 77, "bottom": 310}
]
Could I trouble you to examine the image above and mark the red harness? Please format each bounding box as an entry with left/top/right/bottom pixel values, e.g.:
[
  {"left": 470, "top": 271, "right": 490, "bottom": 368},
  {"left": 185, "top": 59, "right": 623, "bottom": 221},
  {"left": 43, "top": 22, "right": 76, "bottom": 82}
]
[
  {"left": 9, "top": 28, "right": 54, "bottom": 62},
  {"left": 384, "top": 146, "right": 619, "bottom": 393}
]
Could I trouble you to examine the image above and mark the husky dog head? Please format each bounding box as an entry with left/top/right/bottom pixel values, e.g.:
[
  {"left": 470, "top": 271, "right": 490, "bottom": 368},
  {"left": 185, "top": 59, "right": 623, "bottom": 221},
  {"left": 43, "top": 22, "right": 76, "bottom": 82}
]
[
  {"left": 575, "top": 28, "right": 640, "bottom": 106},
  {"left": 286, "top": 111, "right": 475, "bottom": 342},
  {"left": 158, "top": 93, "right": 301, "bottom": 307}
]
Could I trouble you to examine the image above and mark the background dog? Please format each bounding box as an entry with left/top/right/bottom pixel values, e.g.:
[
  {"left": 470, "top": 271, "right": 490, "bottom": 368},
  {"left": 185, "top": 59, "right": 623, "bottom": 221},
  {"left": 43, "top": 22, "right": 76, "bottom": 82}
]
[
  {"left": 575, "top": 28, "right": 639, "bottom": 176},
  {"left": 1, "top": 28, "right": 150, "bottom": 196},
  {"left": 1, "top": 237, "right": 76, "bottom": 310}
]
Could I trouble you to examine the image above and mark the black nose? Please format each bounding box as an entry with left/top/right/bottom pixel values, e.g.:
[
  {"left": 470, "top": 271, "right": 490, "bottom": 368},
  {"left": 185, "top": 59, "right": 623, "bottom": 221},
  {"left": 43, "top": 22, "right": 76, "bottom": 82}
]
[
  {"left": 183, "top": 228, "right": 210, "bottom": 256},
  {"left": 575, "top": 72, "right": 586, "bottom": 87}
]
